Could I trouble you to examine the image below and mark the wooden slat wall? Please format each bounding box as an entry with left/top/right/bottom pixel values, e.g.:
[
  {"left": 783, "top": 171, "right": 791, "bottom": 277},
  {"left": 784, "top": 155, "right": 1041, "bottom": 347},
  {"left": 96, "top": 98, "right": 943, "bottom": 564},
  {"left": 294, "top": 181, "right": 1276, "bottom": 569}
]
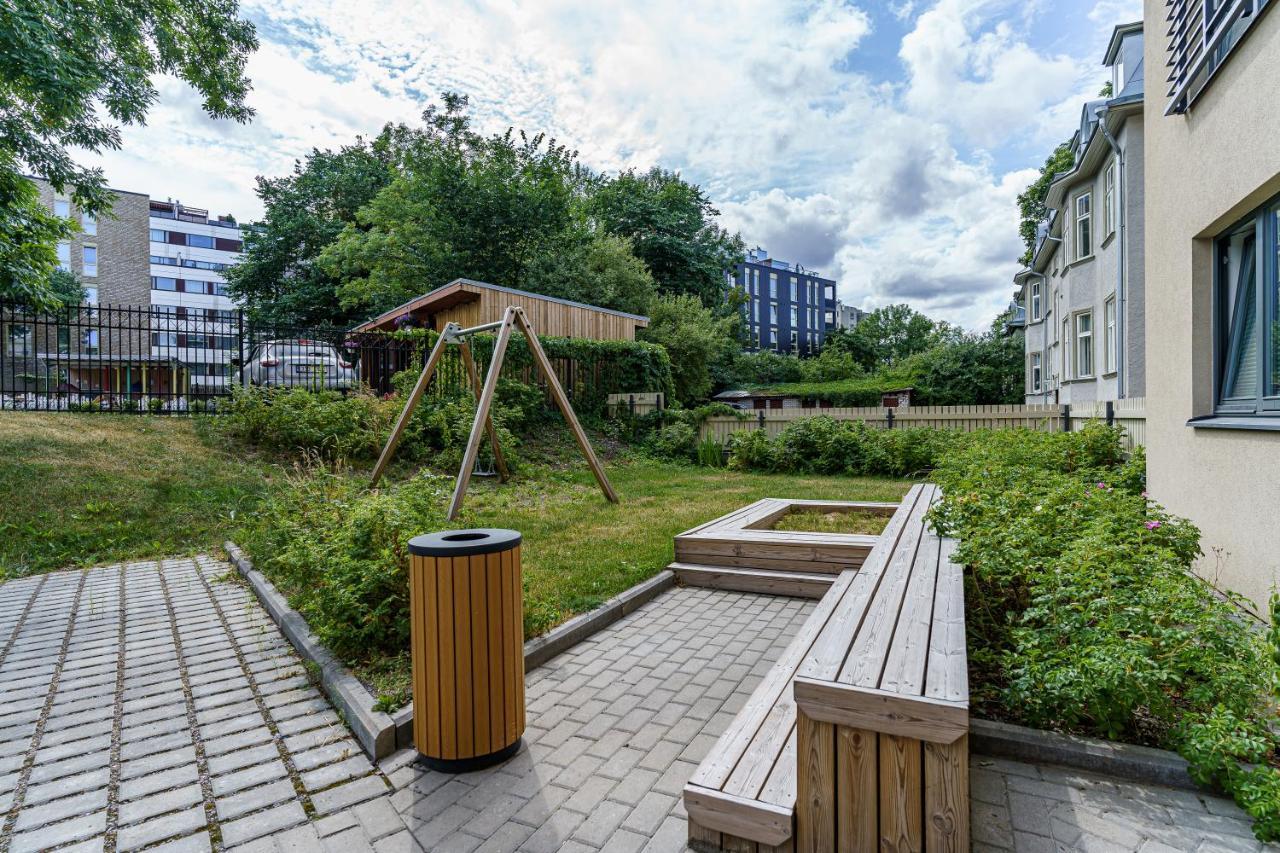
[
  {"left": 432, "top": 282, "right": 646, "bottom": 341},
  {"left": 700, "top": 398, "right": 1146, "bottom": 451}
]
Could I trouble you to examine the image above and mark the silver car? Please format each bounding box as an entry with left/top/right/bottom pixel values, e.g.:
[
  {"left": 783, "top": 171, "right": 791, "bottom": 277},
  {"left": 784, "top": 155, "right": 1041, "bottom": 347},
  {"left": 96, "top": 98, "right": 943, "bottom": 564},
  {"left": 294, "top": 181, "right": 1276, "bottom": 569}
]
[{"left": 239, "top": 339, "right": 357, "bottom": 390}]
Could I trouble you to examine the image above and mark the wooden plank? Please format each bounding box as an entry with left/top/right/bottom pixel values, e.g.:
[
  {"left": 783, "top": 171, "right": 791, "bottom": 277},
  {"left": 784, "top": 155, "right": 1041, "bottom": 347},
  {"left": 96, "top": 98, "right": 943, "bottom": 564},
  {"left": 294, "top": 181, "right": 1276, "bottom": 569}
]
[
  {"left": 370, "top": 324, "right": 451, "bottom": 486},
  {"left": 486, "top": 550, "right": 504, "bottom": 751},
  {"left": 795, "top": 711, "right": 835, "bottom": 853},
  {"left": 469, "top": 552, "right": 490, "bottom": 756},
  {"left": 684, "top": 785, "right": 795, "bottom": 847},
  {"left": 924, "top": 538, "right": 969, "bottom": 705},
  {"left": 674, "top": 545, "right": 865, "bottom": 574},
  {"left": 793, "top": 678, "right": 967, "bottom": 744},
  {"left": 688, "top": 570, "right": 858, "bottom": 791},
  {"left": 681, "top": 499, "right": 777, "bottom": 537},
  {"left": 723, "top": 835, "right": 760, "bottom": 853},
  {"left": 836, "top": 726, "right": 877, "bottom": 853},
  {"left": 514, "top": 308, "right": 618, "bottom": 504},
  {"left": 726, "top": 696, "right": 796, "bottom": 801},
  {"left": 673, "top": 537, "right": 874, "bottom": 564},
  {"left": 689, "top": 820, "right": 723, "bottom": 851},
  {"left": 439, "top": 556, "right": 456, "bottom": 759},
  {"left": 672, "top": 564, "right": 835, "bottom": 599},
  {"left": 877, "top": 531, "right": 941, "bottom": 695},
  {"left": 759, "top": 727, "right": 797, "bottom": 809},
  {"left": 797, "top": 485, "right": 927, "bottom": 682},
  {"left": 925, "top": 735, "right": 969, "bottom": 853},
  {"left": 879, "top": 733, "right": 922, "bottom": 853},
  {"left": 454, "top": 555, "right": 474, "bottom": 759},
  {"left": 448, "top": 307, "right": 516, "bottom": 520}
]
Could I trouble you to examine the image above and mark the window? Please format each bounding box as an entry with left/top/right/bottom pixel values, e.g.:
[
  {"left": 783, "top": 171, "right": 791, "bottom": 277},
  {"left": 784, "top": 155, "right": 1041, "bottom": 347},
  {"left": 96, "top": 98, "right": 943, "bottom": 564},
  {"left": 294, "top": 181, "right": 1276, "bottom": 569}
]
[
  {"left": 1075, "top": 311, "right": 1094, "bottom": 377},
  {"left": 770, "top": 326, "right": 778, "bottom": 348},
  {"left": 54, "top": 199, "right": 70, "bottom": 219},
  {"left": 186, "top": 234, "right": 215, "bottom": 249},
  {"left": 150, "top": 229, "right": 167, "bottom": 242},
  {"left": 790, "top": 306, "right": 799, "bottom": 328},
  {"left": 82, "top": 245, "right": 97, "bottom": 277},
  {"left": 770, "top": 302, "right": 778, "bottom": 325},
  {"left": 1104, "top": 163, "right": 1117, "bottom": 237},
  {"left": 1214, "top": 197, "right": 1280, "bottom": 413},
  {"left": 83, "top": 286, "right": 98, "bottom": 305},
  {"left": 82, "top": 213, "right": 96, "bottom": 236},
  {"left": 56, "top": 242, "right": 71, "bottom": 272},
  {"left": 7, "top": 324, "right": 32, "bottom": 357},
  {"left": 1104, "top": 296, "right": 1117, "bottom": 374},
  {"left": 151, "top": 277, "right": 178, "bottom": 291},
  {"left": 57, "top": 326, "right": 70, "bottom": 355},
  {"left": 1031, "top": 353, "right": 1043, "bottom": 393},
  {"left": 769, "top": 273, "right": 778, "bottom": 298},
  {"left": 790, "top": 278, "right": 798, "bottom": 300},
  {"left": 152, "top": 332, "right": 178, "bottom": 348},
  {"left": 1030, "top": 280, "right": 1042, "bottom": 320},
  {"left": 790, "top": 331, "right": 798, "bottom": 350},
  {"left": 82, "top": 329, "right": 99, "bottom": 355},
  {"left": 1074, "top": 193, "right": 1092, "bottom": 259},
  {"left": 1062, "top": 318, "right": 1071, "bottom": 378}
]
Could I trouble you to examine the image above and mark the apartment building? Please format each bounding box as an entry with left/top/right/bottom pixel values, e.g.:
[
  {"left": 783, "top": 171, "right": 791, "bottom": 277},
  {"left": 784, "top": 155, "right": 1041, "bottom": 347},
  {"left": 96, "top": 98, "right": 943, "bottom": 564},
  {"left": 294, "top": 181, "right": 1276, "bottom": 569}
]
[
  {"left": 1015, "top": 22, "right": 1146, "bottom": 406},
  {"left": 835, "top": 302, "right": 868, "bottom": 330},
  {"left": 1144, "top": 0, "right": 1278, "bottom": 610},
  {"left": 732, "top": 247, "right": 837, "bottom": 355}
]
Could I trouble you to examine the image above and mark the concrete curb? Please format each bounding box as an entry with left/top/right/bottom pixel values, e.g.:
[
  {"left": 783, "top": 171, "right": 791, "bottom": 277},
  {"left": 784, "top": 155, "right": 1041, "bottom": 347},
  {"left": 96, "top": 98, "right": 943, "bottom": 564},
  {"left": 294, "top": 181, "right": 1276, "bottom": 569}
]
[
  {"left": 223, "top": 541, "right": 397, "bottom": 761},
  {"left": 393, "top": 569, "right": 677, "bottom": 750},
  {"left": 971, "top": 717, "right": 1204, "bottom": 792}
]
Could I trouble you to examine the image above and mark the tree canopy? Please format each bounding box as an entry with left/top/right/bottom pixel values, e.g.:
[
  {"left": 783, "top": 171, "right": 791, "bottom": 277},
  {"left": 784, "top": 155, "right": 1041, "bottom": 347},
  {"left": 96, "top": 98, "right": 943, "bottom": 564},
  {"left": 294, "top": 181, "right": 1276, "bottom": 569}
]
[
  {"left": 0, "top": 0, "right": 258, "bottom": 307},
  {"left": 823, "top": 304, "right": 958, "bottom": 371}
]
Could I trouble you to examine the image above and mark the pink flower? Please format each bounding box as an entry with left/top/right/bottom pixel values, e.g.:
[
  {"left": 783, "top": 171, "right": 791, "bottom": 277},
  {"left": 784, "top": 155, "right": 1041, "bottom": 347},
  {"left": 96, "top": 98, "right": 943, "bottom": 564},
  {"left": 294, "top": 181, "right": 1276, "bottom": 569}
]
[
  {"left": 1141, "top": 490, "right": 1149, "bottom": 498},
  {"left": 1145, "top": 521, "right": 1162, "bottom": 530}
]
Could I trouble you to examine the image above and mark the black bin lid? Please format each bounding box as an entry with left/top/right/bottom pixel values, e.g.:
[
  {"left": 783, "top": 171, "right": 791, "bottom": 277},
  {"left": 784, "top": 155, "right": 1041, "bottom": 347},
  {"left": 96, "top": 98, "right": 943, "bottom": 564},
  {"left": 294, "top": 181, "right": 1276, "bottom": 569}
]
[{"left": 408, "top": 529, "right": 522, "bottom": 558}]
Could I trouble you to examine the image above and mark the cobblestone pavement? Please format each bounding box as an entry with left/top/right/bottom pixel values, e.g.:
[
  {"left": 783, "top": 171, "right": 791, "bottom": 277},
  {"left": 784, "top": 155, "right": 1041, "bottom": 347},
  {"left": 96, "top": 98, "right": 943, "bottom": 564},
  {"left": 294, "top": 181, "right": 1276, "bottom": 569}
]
[{"left": 2, "top": 559, "right": 1274, "bottom": 853}]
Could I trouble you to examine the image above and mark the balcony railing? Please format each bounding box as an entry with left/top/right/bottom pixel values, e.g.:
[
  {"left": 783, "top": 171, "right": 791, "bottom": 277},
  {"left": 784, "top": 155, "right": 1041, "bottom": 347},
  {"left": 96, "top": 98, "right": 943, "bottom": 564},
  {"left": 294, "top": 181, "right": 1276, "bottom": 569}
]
[{"left": 1165, "top": 0, "right": 1273, "bottom": 114}]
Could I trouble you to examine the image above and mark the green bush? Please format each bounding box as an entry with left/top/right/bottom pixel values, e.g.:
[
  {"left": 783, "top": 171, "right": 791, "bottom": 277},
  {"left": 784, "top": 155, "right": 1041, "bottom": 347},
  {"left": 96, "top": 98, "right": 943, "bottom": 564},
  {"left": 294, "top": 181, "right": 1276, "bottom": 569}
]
[
  {"left": 695, "top": 435, "right": 723, "bottom": 467},
  {"left": 726, "top": 417, "right": 966, "bottom": 478},
  {"left": 646, "top": 423, "right": 697, "bottom": 462},
  {"left": 928, "top": 425, "right": 1280, "bottom": 839}
]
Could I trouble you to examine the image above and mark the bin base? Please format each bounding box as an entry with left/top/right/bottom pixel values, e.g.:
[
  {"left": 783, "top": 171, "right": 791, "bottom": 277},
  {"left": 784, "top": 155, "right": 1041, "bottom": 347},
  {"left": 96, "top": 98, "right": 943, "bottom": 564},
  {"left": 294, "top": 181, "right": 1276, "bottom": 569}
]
[{"left": 416, "top": 738, "right": 523, "bottom": 773}]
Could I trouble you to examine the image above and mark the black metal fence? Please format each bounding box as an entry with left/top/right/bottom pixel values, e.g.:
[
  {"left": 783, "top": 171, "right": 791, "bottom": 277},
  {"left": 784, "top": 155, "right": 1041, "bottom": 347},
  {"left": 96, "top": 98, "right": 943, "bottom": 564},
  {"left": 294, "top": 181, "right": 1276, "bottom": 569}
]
[{"left": 0, "top": 302, "right": 430, "bottom": 414}]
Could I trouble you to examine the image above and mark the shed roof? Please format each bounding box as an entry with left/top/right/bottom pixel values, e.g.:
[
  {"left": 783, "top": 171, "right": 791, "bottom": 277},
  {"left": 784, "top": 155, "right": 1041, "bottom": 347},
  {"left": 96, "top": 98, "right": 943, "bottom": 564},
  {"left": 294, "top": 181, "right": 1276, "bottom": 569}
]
[{"left": 351, "top": 278, "right": 650, "bottom": 333}]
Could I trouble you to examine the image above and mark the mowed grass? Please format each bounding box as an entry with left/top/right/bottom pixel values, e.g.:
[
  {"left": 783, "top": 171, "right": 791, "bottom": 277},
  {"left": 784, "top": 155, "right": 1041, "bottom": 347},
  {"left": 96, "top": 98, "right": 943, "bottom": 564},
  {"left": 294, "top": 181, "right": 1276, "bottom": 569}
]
[
  {"left": 771, "top": 509, "right": 891, "bottom": 535},
  {"left": 0, "top": 413, "right": 280, "bottom": 578}
]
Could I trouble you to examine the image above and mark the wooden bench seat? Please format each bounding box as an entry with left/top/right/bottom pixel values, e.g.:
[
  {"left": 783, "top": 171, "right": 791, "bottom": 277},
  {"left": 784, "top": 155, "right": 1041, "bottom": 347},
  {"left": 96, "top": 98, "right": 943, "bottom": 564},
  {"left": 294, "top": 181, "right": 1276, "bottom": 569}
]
[{"left": 685, "top": 483, "right": 968, "bottom": 852}]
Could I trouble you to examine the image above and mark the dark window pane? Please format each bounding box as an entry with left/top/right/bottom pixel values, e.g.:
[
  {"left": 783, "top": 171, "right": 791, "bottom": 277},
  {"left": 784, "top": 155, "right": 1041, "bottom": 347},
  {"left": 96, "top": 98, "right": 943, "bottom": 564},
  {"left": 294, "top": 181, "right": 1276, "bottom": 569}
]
[{"left": 1271, "top": 206, "right": 1279, "bottom": 398}]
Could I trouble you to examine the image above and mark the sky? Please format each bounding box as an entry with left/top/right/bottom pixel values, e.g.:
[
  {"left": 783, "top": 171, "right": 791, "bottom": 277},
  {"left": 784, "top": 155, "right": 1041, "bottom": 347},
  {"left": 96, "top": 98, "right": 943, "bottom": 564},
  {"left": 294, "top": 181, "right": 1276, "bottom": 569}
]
[{"left": 84, "top": 0, "right": 1142, "bottom": 331}]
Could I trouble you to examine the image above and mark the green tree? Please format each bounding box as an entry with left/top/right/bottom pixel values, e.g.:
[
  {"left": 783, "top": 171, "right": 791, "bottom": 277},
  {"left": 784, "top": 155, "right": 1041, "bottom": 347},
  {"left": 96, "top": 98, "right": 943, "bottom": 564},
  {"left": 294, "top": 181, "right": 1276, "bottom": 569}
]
[
  {"left": 639, "top": 294, "right": 738, "bottom": 405},
  {"left": 1016, "top": 142, "right": 1075, "bottom": 266},
  {"left": 0, "top": 0, "right": 258, "bottom": 306},
  {"left": 226, "top": 137, "right": 396, "bottom": 327},
  {"left": 587, "top": 168, "right": 743, "bottom": 306},
  {"left": 522, "top": 233, "right": 658, "bottom": 316},
  {"left": 841, "top": 304, "right": 945, "bottom": 370},
  {"left": 322, "top": 95, "right": 584, "bottom": 317},
  {"left": 46, "top": 268, "right": 86, "bottom": 308},
  {"left": 912, "top": 331, "right": 1024, "bottom": 405}
]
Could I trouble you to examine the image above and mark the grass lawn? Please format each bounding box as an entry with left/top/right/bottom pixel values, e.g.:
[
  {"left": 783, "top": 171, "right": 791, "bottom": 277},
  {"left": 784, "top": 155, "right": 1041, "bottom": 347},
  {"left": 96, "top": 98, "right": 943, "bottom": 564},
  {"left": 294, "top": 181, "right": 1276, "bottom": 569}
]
[
  {"left": 0, "top": 413, "right": 282, "bottom": 578},
  {"left": 771, "top": 508, "right": 890, "bottom": 535}
]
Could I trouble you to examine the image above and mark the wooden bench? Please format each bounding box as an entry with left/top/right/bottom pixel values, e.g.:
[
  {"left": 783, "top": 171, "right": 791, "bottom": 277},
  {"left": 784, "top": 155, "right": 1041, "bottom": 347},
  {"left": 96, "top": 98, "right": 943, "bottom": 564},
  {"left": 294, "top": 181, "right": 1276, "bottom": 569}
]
[{"left": 683, "top": 484, "right": 969, "bottom": 852}]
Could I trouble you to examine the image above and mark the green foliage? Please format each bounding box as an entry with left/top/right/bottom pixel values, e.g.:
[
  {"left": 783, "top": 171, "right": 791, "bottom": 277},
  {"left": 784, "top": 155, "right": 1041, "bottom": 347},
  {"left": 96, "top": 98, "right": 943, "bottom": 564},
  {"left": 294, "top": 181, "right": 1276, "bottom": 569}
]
[
  {"left": 585, "top": 167, "right": 744, "bottom": 306},
  {"left": 227, "top": 137, "right": 397, "bottom": 326},
  {"left": 646, "top": 423, "right": 698, "bottom": 462},
  {"left": 695, "top": 435, "right": 724, "bottom": 467},
  {"left": 834, "top": 304, "right": 957, "bottom": 371},
  {"left": 1017, "top": 142, "right": 1075, "bottom": 266},
  {"left": 0, "top": 0, "right": 257, "bottom": 305},
  {"left": 727, "top": 418, "right": 965, "bottom": 478},
  {"left": 639, "top": 294, "right": 738, "bottom": 405},
  {"left": 522, "top": 233, "right": 658, "bottom": 316},
  {"left": 929, "top": 425, "right": 1280, "bottom": 840}
]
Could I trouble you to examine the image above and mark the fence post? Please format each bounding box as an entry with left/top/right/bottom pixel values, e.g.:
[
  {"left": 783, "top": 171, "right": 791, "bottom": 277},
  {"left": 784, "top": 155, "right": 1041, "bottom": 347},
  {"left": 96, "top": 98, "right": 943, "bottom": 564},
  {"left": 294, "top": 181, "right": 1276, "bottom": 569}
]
[
  {"left": 237, "top": 309, "right": 247, "bottom": 390},
  {"left": 757, "top": 410, "right": 766, "bottom": 431},
  {"left": 886, "top": 407, "right": 895, "bottom": 429},
  {"left": 1061, "top": 403, "right": 1072, "bottom": 432},
  {"left": 1105, "top": 400, "right": 1115, "bottom": 426},
  {"left": 656, "top": 393, "right": 664, "bottom": 430},
  {"left": 629, "top": 394, "right": 635, "bottom": 417}
]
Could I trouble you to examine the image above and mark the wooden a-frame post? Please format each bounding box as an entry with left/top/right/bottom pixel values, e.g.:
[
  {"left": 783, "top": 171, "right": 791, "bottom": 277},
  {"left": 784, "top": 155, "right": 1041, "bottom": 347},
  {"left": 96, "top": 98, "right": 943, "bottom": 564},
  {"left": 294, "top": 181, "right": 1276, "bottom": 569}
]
[{"left": 368, "top": 305, "right": 618, "bottom": 522}]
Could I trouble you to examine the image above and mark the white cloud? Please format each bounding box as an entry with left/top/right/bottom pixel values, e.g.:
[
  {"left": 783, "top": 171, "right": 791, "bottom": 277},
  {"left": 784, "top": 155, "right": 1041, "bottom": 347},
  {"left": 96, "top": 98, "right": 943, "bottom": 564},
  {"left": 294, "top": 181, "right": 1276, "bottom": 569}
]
[{"left": 78, "top": 0, "right": 1128, "bottom": 330}]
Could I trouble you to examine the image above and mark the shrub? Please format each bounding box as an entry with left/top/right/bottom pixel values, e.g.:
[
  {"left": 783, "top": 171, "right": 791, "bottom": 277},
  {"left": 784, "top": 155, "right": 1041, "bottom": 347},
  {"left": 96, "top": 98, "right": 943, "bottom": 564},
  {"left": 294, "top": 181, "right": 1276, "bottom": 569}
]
[
  {"left": 695, "top": 435, "right": 723, "bottom": 467},
  {"left": 646, "top": 423, "right": 698, "bottom": 462},
  {"left": 928, "top": 425, "right": 1280, "bottom": 839},
  {"left": 726, "top": 417, "right": 966, "bottom": 478}
]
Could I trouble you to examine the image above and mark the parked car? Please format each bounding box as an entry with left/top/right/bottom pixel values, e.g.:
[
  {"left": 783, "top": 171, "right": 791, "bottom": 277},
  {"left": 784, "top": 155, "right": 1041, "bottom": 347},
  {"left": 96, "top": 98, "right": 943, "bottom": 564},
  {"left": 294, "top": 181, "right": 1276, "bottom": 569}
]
[{"left": 239, "top": 339, "right": 357, "bottom": 390}]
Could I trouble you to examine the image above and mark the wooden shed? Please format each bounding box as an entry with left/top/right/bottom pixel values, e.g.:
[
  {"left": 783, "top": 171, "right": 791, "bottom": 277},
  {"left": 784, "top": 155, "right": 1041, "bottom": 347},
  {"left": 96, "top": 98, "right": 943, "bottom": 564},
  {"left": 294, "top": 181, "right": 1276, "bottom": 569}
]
[{"left": 351, "top": 279, "right": 649, "bottom": 341}]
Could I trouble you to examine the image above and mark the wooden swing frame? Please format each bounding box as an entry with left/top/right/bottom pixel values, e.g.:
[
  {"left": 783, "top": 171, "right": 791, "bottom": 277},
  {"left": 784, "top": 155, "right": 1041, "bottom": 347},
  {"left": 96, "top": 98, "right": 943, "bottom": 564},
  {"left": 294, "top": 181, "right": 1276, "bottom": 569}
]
[{"left": 370, "top": 306, "right": 619, "bottom": 520}]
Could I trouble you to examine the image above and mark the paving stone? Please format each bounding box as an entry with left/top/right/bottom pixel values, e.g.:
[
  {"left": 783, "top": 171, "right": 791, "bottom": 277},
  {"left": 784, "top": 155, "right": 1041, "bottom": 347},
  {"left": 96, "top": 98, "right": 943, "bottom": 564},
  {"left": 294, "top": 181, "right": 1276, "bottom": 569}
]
[
  {"left": 311, "top": 774, "right": 390, "bottom": 816},
  {"left": 116, "top": 804, "right": 208, "bottom": 852},
  {"left": 118, "top": 781, "right": 203, "bottom": 825},
  {"left": 210, "top": 758, "right": 289, "bottom": 797},
  {"left": 354, "top": 795, "right": 407, "bottom": 840},
  {"left": 621, "top": 790, "right": 677, "bottom": 836},
  {"left": 220, "top": 800, "right": 308, "bottom": 847},
  {"left": 571, "top": 798, "right": 631, "bottom": 846},
  {"left": 216, "top": 778, "right": 296, "bottom": 822},
  {"left": 7, "top": 810, "right": 106, "bottom": 853},
  {"left": 301, "top": 754, "right": 373, "bottom": 792}
]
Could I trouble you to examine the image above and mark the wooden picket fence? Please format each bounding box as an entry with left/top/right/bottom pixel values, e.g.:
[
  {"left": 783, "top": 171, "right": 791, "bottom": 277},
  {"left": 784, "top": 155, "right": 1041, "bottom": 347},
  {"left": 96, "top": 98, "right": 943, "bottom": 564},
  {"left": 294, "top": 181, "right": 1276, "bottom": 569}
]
[{"left": 699, "top": 397, "right": 1147, "bottom": 450}]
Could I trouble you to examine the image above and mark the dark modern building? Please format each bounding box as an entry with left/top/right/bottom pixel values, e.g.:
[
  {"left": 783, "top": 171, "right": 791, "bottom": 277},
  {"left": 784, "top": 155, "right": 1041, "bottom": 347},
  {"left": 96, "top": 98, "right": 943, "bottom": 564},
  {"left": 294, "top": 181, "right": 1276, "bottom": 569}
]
[{"left": 732, "top": 247, "right": 837, "bottom": 355}]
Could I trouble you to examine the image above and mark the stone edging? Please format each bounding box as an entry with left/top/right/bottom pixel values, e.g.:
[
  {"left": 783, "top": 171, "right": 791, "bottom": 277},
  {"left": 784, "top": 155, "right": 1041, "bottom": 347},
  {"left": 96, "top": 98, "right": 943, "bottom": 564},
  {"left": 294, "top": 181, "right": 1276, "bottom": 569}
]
[
  {"left": 223, "top": 541, "right": 398, "bottom": 760},
  {"left": 971, "top": 717, "right": 1203, "bottom": 792},
  {"left": 224, "top": 540, "right": 676, "bottom": 758}
]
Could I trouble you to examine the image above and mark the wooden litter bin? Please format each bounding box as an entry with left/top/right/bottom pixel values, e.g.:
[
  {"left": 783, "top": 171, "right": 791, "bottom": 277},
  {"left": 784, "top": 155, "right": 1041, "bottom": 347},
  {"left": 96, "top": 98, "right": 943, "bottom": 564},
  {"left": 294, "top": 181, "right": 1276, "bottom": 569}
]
[{"left": 408, "top": 528, "right": 525, "bottom": 771}]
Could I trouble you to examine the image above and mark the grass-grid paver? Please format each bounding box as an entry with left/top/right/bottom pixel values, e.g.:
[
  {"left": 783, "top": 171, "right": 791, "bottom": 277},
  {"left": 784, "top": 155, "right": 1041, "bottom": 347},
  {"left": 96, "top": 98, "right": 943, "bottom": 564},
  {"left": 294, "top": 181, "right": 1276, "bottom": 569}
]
[{"left": 2, "top": 558, "right": 1276, "bottom": 852}]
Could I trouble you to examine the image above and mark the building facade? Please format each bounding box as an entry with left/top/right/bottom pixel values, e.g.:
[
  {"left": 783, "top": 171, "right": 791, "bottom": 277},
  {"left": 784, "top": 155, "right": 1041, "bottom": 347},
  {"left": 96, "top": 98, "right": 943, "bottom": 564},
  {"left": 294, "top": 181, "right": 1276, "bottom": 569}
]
[
  {"left": 732, "top": 247, "right": 837, "bottom": 355},
  {"left": 1143, "top": 0, "right": 1278, "bottom": 610},
  {"left": 1015, "top": 23, "right": 1146, "bottom": 406},
  {"left": 835, "top": 302, "right": 867, "bottom": 330}
]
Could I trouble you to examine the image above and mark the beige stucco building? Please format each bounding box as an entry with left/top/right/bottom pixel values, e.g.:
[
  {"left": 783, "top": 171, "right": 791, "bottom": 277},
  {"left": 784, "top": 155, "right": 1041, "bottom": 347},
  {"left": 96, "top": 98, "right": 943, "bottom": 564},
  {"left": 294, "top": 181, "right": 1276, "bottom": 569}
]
[{"left": 1144, "top": 0, "right": 1279, "bottom": 610}]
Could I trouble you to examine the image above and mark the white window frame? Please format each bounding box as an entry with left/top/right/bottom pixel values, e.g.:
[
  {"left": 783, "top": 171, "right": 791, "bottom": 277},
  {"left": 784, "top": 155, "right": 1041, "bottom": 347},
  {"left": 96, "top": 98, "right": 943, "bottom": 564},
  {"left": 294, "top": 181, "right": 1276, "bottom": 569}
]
[
  {"left": 1062, "top": 318, "right": 1071, "bottom": 379},
  {"left": 1074, "top": 192, "right": 1092, "bottom": 260},
  {"left": 53, "top": 199, "right": 71, "bottom": 219},
  {"left": 770, "top": 302, "right": 778, "bottom": 325},
  {"left": 1074, "top": 310, "right": 1094, "bottom": 378},
  {"left": 82, "top": 245, "right": 98, "bottom": 277},
  {"left": 1104, "top": 296, "right": 1117, "bottom": 374},
  {"left": 56, "top": 241, "right": 71, "bottom": 272},
  {"left": 82, "top": 212, "right": 97, "bottom": 236},
  {"left": 1030, "top": 353, "right": 1043, "bottom": 393},
  {"left": 769, "top": 273, "right": 778, "bottom": 298},
  {"left": 1030, "top": 280, "right": 1041, "bottom": 321},
  {"left": 1103, "top": 162, "right": 1117, "bottom": 237}
]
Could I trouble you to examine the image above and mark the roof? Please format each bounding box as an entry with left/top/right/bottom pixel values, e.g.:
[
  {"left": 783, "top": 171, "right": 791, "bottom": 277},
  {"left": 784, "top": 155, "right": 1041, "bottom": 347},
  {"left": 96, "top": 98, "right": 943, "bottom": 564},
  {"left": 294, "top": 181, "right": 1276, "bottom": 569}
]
[
  {"left": 1103, "top": 22, "right": 1143, "bottom": 67},
  {"left": 351, "top": 278, "right": 651, "bottom": 333}
]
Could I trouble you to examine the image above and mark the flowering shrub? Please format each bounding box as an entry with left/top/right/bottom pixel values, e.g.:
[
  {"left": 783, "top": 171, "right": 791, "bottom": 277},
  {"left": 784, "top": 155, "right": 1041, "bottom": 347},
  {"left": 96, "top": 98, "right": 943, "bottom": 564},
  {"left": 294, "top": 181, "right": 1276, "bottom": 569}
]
[{"left": 929, "top": 425, "right": 1280, "bottom": 840}]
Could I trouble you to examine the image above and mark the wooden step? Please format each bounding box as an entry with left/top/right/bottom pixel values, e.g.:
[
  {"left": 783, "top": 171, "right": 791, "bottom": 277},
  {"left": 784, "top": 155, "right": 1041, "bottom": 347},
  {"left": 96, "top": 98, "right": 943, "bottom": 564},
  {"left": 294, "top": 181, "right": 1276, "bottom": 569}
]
[{"left": 669, "top": 562, "right": 835, "bottom": 599}]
